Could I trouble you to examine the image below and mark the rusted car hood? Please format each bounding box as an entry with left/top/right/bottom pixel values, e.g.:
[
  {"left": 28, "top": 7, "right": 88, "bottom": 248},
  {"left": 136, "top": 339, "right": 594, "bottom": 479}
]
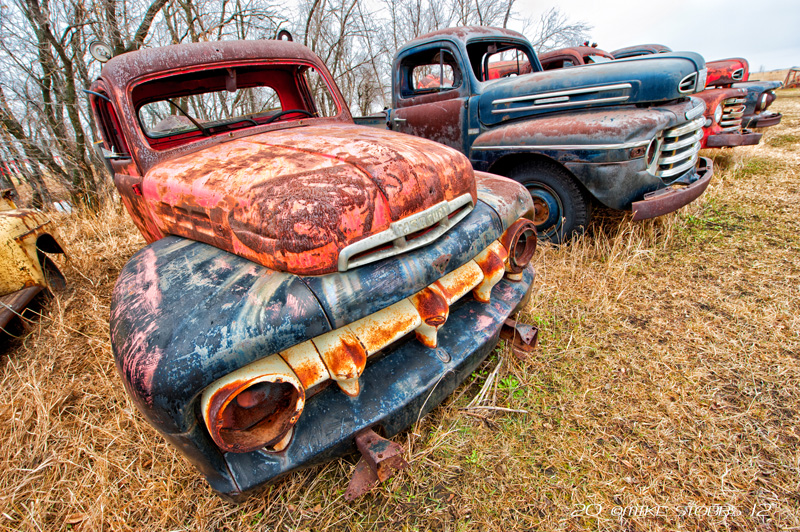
[
  {"left": 706, "top": 58, "right": 749, "bottom": 87},
  {"left": 142, "top": 124, "right": 476, "bottom": 275},
  {"left": 481, "top": 52, "right": 706, "bottom": 127}
]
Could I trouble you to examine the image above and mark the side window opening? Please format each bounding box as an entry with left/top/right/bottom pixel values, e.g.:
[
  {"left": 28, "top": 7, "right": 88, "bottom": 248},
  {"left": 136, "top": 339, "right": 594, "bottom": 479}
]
[
  {"left": 91, "top": 93, "right": 130, "bottom": 158},
  {"left": 401, "top": 48, "right": 462, "bottom": 97}
]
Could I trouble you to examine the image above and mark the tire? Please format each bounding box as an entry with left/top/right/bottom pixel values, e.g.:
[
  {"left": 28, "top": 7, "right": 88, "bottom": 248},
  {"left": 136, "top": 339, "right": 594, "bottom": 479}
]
[{"left": 506, "top": 162, "right": 591, "bottom": 244}]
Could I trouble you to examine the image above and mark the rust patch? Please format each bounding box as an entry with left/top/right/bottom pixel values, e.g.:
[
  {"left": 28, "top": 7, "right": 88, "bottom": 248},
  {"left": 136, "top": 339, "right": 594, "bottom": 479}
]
[
  {"left": 314, "top": 329, "right": 368, "bottom": 381},
  {"left": 345, "top": 428, "right": 409, "bottom": 501},
  {"left": 411, "top": 287, "right": 449, "bottom": 327}
]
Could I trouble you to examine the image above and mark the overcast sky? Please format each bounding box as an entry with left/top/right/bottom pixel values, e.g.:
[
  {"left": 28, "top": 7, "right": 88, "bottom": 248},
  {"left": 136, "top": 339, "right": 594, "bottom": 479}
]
[{"left": 514, "top": 0, "right": 800, "bottom": 71}]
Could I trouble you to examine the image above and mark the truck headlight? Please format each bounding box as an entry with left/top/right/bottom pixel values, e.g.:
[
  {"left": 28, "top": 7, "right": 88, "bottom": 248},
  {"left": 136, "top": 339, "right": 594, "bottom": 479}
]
[
  {"left": 201, "top": 355, "right": 305, "bottom": 453},
  {"left": 646, "top": 138, "right": 659, "bottom": 168},
  {"left": 500, "top": 219, "right": 537, "bottom": 274},
  {"left": 756, "top": 93, "right": 768, "bottom": 112}
]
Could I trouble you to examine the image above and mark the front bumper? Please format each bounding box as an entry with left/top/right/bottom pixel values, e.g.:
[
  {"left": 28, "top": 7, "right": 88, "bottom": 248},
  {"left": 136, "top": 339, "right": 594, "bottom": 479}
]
[
  {"left": 705, "top": 130, "right": 762, "bottom": 148},
  {"left": 632, "top": 157, "right": 713, "bottom": 220},
  {"left": 184, "top": 265, "right": 534, "bottom": 500},
  {"left": 742, "top": 112, "right": 782, "bottom": 129}
]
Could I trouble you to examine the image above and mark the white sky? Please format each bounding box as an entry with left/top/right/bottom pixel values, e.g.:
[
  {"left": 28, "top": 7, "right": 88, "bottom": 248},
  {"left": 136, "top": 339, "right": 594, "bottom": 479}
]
[{"left": 514, "top": 0, "right": 800, "bottom": 71}]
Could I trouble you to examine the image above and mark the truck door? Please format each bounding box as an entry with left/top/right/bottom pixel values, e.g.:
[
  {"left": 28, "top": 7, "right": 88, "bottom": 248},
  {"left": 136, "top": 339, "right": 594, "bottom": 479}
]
[{"left": 391, "top": 45, "right": 468, "bottom": 153}]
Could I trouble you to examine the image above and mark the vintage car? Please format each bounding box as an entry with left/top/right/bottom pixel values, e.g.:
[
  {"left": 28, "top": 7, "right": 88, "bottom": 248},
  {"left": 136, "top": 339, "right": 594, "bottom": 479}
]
[
  {"left": 89, "top": 38, "right": 538, "bottom": 500},
  {"left": 0, "top": 189, "right": 67, "bottom": 332},
  {"left": 611, "top": 45, "right": 781, "bottom": 131},
  {"left": 544, "top": 47, "right": 761, "bottom": 149},
  {"left": 356, "top": 27, "right": 713, "bottom": 243}
]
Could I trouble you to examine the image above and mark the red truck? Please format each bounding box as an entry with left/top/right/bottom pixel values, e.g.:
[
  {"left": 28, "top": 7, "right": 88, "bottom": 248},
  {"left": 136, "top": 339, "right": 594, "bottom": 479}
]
[{"left": 88, "top": 37, "right": 538, "bottom": 500}]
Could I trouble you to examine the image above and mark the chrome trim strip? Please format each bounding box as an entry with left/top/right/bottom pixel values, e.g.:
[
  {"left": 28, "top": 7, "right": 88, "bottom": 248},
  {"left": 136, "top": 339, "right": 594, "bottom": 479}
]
[
  {"left": 471, "top": 139, "right": 650, "bottom": 152},
  {"left": 661, "top": 129, "right": 704, "bottom": 151},
  {"left": 659, "top": 144, "right": 697, "bottom": 165},
  {"left": 679, "top": 72, "right": 697, "bottom": 94},
  {"left": 491, "top": 96, "right": 630, "bottom": 114},
  {"left": 664, "top": 117, "right": 705, "bottom": 138},
  {"left": 337, "top": 193, "right": 474, "bottom": 272},
  {"left": 685, "top": 102, "right": 706, "bottom": 120},
  {"left": 657, "top": 152, "right": 699, "bottom": 179},
  {"left": 491, "top": 83, "right": 632, "bottom": 105}
]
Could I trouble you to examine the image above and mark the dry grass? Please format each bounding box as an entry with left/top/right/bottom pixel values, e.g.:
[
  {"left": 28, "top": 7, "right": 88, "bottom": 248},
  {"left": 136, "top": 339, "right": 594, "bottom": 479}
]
[
  {"left": 2, "top": 91, "right": 799, "bottom": 531},
  {"left": 748, "top": 69, "right": 790, "bottom": 83}
]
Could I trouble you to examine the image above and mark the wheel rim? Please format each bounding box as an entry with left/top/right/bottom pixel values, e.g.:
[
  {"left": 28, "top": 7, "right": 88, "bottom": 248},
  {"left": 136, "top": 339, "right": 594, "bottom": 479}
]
[{"left": 526, "top": 183, "right": 563, "bottom": 239}]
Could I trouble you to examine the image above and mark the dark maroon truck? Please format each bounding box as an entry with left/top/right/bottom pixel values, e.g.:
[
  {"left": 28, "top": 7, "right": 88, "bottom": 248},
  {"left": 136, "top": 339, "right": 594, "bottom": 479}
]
[
  {"left": 611, "top": 45, "right": 782, "bottom": 131},
  {"left": 357, "top": 27, "right": 714, "bottom": 243},
  {"left": 88, "top": 38, "right": 539, "bottom": 500},
  {"left": 542, "top": 46, "right": 761, "bottom": 149}
]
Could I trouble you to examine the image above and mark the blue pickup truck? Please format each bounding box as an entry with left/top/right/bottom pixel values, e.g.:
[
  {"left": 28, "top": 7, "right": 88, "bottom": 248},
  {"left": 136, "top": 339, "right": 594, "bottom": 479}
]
[{"left": 357, "top": 27, "right": 714, "bottom": 242}]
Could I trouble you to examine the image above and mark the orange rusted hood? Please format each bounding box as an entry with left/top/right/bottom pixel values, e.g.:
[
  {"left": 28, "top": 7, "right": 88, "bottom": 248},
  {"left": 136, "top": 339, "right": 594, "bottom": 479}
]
[{"left": 142, "top": 124, "right": 476, "bottom": 275}]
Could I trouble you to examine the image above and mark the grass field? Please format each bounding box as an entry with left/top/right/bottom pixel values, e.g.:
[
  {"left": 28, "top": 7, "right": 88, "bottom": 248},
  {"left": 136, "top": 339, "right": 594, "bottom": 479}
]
[{"left": 1, "top": 90, "right": 799, "bottom": 531}]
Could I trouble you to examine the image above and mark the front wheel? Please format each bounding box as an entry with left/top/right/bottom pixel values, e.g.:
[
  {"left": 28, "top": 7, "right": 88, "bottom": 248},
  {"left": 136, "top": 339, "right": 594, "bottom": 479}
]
[{"left": 507, "top": 163, "right": 591, "bottom": 244}]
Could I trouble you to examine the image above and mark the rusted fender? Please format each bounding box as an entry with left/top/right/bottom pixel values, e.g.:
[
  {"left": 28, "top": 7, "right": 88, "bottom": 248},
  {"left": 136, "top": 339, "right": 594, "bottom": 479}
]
[
  {"left": 0, "top": 208, "right": 65, "bottom": 296},
  {"left": 706, "top": 58, "right": 749, "bottom": 87},
  {"left": 631, "top": 157, "right": 713, "bottom": 220},
  {"left": 135, "top": 124, "right": 476, "bottom": 275}
]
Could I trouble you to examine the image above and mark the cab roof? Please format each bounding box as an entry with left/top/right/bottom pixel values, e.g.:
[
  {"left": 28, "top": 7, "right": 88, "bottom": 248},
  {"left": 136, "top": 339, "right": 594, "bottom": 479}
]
[{"left": 98, "top": 39, "right": 323, "bottom": 88}]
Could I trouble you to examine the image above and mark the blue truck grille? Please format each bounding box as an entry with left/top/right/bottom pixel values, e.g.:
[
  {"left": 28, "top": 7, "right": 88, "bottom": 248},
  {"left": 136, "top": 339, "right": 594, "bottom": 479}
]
[{"left": 655, "top": 116, "right": 704, "bottom": 181}]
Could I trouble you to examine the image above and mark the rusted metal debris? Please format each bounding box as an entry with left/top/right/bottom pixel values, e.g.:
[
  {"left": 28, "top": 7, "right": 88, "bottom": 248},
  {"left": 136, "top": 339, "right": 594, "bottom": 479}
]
[
  {"left": 500, "top": 318, "right": 539, "bottom": 359},
  {"left": 785, "top": 67, "right": 800, "bottom": 89},
  {"left": 344, "top": 428, "right": 409, "bottom": 501}
]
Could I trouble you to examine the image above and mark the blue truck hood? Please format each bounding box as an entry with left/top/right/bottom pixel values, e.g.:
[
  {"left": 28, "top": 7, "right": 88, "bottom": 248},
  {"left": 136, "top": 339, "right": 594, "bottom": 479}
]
[{"left": 480, "top": 52, "right": 706, "bottom": 127}]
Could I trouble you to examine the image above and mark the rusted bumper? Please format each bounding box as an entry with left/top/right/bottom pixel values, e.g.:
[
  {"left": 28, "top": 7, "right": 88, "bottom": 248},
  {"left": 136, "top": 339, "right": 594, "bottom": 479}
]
[
  {"left": 705, "top": 131, "right": 762, "bottom": 148},
  {"left": 217, "top": 264, "right": 534, "bottom": 499},
  {"left": 0, "top": 285, "right": 43, "bottom": 331},
  {"left": 631, "top": 157, "right": 713, "bottom": 221},
  {"left": 742, "top": 112, "right": 782, "bottom": 129}
]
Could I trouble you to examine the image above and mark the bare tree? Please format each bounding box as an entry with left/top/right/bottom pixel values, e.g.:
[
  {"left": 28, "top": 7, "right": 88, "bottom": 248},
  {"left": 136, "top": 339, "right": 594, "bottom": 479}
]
[{"left": 525, "top": 7, "right": 591, "bottom": 53}]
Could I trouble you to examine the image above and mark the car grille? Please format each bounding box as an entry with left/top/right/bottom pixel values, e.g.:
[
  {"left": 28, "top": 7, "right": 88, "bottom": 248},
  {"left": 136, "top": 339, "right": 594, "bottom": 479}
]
[
  {"left": 653, "top": 116, "right": 705, "bottom": 182},
  {"left": 720, "top": 97, "right": 746, "bottom": 130}
]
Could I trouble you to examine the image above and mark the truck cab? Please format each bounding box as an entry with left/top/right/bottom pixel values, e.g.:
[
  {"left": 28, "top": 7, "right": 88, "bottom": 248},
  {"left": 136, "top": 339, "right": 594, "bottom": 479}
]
[{"left": 388, "top": 27, "right": 713, "bottom": 242}]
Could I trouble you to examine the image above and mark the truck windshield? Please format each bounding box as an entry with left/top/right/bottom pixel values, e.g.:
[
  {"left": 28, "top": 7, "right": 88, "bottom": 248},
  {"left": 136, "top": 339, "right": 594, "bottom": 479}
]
[{"left": 132, "top": 63, "right": 339, "bottom": 147}]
